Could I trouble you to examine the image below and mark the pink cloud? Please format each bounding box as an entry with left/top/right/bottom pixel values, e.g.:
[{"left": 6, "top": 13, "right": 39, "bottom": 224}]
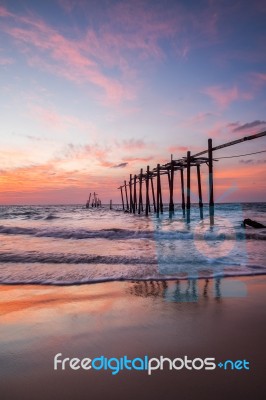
[
  {"left": 27, "top": 105, "right": 97, "bottom": 138},
  {"left": 250, "top": 72, "right": 266, "bottom": 90},
  {"left": 202, "top": 85, "right": 253, "bottom": 109},
  {"left": 120, "top": 139, "right": 147, "bottom": 151},
  {"left": 206, "top": 121, "right": 227, "bottom": 137},
  {"left": 0, "top": 56, "right": 14, "bottom": 65},
  {"left": 1, "top": 12, "right": 134, "bottom": 105},
  {"left": 206, "top": 118, "right": 266, "bottom": 139},
  {"left": 121, "top": 156, "right": 154, "bottom": 164},
  {"left": 168, "top": 145, "right": 188, "bottom": 153},
  {"left": 183, "top": 112, "right": 215, "bottom": 127},
  {"left": 57, "top": 0, "right": 79, "bottom": 13},
  {"left": 0, "top": 1, "right": 225, "bottom": 108},
  {"left": 0, "top": 5, "right": 11, "bottom": 17}
]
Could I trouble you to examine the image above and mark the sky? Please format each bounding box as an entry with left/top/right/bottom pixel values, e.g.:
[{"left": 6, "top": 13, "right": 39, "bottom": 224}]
[{"left": 0, "top": 0, "right": 266, "bottom": 204}]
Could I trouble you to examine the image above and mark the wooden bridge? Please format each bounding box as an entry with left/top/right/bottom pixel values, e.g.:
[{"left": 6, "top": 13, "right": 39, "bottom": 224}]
[{"left": 118, "top": 131, "right": 266, "bottom": 223}]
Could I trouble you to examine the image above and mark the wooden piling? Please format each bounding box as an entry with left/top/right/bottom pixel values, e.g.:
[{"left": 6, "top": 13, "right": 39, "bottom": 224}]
[
  {"left": 156, "top": 164, "right": 160, "bottom": 217},
  {"left": 186, "top": 151, "right": 191, "bottom": 223},
  {"left": 151, "top": 176, "right": 156, "bottom": 213},
  {"left": 180, "top": 169, "right": 185, "bottom": 214},
  {"left": 169, "top": 161, "right": 174, "bottom": 213},
  {"left": 186, "top": 151, "right": 191, "bottom": 210},
  {"left": 86, "top": 192, "right": 91, "bottom": 208},
  {"left": 208, "top": 138, "right": 214, "bottom": 221},
  {"left": 167, "top": 170, "right": 171, "bottom": 190},
  {"left": 133, "top": 174, "right": 137, "bottom": 214},
  {"left": 196, "top": 164, "right": 203, "bottom": 219},
  {"left": 110, "top": 199, "right": 112, "bottom": 210},
  {"left": 120, "top": 186, "right": 125, "bottom": 210},
  {"left": 124, "top": 180, "right": 129, "bottom": 210},
  {"left": 129, "top": 174, "right": 133, "bottom": 213},
  {"left": 145, "top": 166, "right": 150, "bottom": 216},
  {"left": 138, "top": 168, "right": 143, "bottom": 214}
]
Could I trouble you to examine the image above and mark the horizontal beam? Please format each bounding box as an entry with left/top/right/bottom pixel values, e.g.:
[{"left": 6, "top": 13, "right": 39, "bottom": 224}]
[
  {"left": 193, "top": 130, "right": 266, "bottom": 157},
  {"left": 118, "top": 130, "right": 266, "bottom": 191}
]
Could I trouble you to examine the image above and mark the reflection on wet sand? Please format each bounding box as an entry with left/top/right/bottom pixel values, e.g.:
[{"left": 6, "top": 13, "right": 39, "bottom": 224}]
[{"left": 126, "top": 278, "right": 223, "bottom": 302}]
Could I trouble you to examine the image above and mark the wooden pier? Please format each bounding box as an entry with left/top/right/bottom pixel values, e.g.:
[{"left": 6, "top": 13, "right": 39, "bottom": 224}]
[
  {"left": 86, "top": 192, "right": 102, "bottom": 208},
  {"left": 118, "top": 131, "right": 266, "bottom": 223}
]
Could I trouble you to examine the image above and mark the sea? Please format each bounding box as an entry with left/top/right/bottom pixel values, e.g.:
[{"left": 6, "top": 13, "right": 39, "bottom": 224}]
[{"left": 0, "top": 203, "right": 265, "bottom": 285}]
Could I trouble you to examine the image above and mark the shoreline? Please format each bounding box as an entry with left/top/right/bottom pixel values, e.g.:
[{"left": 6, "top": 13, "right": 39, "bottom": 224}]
[{"left": 1, "top": 270, "right": 266, "bottom": 286}]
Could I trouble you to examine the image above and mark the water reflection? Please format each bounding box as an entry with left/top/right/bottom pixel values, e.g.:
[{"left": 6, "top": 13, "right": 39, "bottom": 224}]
[{"left": 127, "top": 278, "right": 231, "bottom": 303}]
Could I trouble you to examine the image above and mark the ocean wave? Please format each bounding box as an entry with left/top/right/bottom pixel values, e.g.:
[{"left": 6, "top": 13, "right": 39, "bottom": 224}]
[
  {"left": 1, "top": 271, "right": 266, "bottom": 286},
  {"left": 0, "top": 251, "right": 157, "bottom": 264},
  {"left": 0, "top": 224, "right": 265, "bottom": 240}
]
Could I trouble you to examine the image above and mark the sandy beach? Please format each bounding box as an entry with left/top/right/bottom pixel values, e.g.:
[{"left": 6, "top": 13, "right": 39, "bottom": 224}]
[{"left": 0, "top": 276, "right": 265, "bottom": 400}]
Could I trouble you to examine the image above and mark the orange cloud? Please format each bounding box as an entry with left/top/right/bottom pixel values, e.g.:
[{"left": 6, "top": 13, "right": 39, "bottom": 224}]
[{"left": 0, "top": 162, "right": 123, "bottom": 204}]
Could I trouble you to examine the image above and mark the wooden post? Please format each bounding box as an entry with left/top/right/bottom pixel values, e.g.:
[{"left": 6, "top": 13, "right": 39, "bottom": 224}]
[
  {"left": 159, "top": 178, "right": 163, "bottom": 214},
  {"left": 186, "top": 151, "right": 191, "bottom": 223},
  {"left": 167, "top": 170, "right": 171, "bottom": 190},
  {"left": 110, "top": 199, "right": 112, "bottom": 210},
  {"left": 151, "top": 176, "right": 156, "bottom": 213},
  {"left": 186, "top": 151, "right": 191, "bottom": 210},
  {"left": 138, "top": 168, "right": 143, "bottom": 214},
  {"left": 208, "top": 138, "right": 214, "bottom": 224},
  {"left": 156, "top": 164, "right": 160, "bottom": 217},
  {"left": 129, "top": 174, "right": 133, "bottom": 213},
  {"left": 169, "top": 161, "right": 174, "bottom": 213},
  {"left": 145, "top": 166, "right": 150, "bottom": 216},
  {"left": 133, "top": 174, "right": 137, "bottom": 214},
  {"left": 124, "top": 180, "right": 129, "bottom": 210},
  {"left": 180, "top": 169, "right": 185, "bottom": 215},
  {"left": 148, "top": 181, "right": 151, "bottom": 212},
  {"left": 196, "top": 164, "right": 203, "bottom": 219},
  {"left": 120, "top": 186, "right": 125, "bottom": 210},
  {"left": 86, "top": 192, "right": 91, "bottom": 208}
]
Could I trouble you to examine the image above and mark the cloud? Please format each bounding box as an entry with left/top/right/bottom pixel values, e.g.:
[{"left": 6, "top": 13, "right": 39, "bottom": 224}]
[
  {"left": 233, "top": 120, "right": 266, "bottom": 132},
  {"left": 0, "top": 161, "right": 124, "bottom": 204},
  {"left": 207, "top": 118, "right": 266, "bottom": 139},
  {"left": 202, "top": 85, "right": 252, "bottom": 109},
  {"left": 1, "top": 9, "right": 134, "bottom": 105},
  {"left": 0, "top": 56, "right": 14, "bottom": 65},
  {"left": 28, "top": 104, "right": 96, "bottom": 134},
  {"left": 239, "top": 159, "right": 254, "bottom": 164},
  {"left": 239, "top": 159, "right": 266, "bottom": 165},
  {"left": 168, "top": 145, "right": 188, "bottom": 153},
  {"left": 0, "top": 1, "right": 228, "bottom": 107},
  {"left": 0, "top": 5, "right": 11, "bottom": 17},
  {"left": 250, "top": 72, "right": 266, "bottom": 90},
  {"left": 57, "top": 0, "right": 81, "bottom": 13},
  {"left": 120, "top": 139, "right": 147, "bottom": 151},
  {"left": 121, "top": 156, "right": 154, "bottom": 164},
  {"left": 111, "top": 162, "right": 128, "bottom": 169}
]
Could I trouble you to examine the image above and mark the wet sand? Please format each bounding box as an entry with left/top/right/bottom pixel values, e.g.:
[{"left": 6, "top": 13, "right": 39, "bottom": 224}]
[{"left": 0, "top": 276, "right": 266, "bottom": 400}]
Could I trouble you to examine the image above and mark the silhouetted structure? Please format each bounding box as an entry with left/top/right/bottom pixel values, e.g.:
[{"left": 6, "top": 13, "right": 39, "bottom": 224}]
[{"left": 118, "top": 131, "right": 266, "bottom": 224}]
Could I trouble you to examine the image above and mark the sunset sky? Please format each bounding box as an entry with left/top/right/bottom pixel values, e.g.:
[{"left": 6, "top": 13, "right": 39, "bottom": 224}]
[{"left": 0, "top": 0, "right": 265, "bottom": 204}]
